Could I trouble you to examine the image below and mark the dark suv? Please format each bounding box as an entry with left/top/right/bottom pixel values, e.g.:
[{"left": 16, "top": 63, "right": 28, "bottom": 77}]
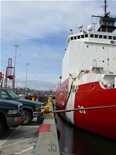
[
  {"left": 0, "top": 99, "right": 24, "bottom": 135},
  {"left": 0, "top": 88, "right": 43, "bottom": 125}
]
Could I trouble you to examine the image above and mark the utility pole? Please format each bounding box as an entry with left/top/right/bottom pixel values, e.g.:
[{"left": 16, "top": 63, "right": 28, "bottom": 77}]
[
  {"left": 13, "top": 44, "right": 19, "bottom": 92},
  {"left": 25, "top": 63, "right": 29, "bottom": 95}
]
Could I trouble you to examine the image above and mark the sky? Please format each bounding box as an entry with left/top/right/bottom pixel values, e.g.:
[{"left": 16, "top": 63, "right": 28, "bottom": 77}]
[{"left": 0, "top": 0, "right": 116, "bottom": 90}]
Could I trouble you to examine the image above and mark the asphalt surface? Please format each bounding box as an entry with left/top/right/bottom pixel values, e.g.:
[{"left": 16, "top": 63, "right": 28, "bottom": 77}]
[{"left": 0, "top": 117, "right": 44, "bottom": 155}]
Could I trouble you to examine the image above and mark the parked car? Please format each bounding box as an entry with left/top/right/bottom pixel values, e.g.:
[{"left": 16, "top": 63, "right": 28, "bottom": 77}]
[
  {"left": 25, "top": 93, "right": 48, "bottom": 103},
  {"left": 0, "top": 99, "right": 24, "bottom": 135},
  {"left": 0, "top": 88, "right": 43, "bottom": 125}
]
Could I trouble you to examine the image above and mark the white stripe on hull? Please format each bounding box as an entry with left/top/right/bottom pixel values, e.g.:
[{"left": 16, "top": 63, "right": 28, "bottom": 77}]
[{"left": 66, "top": 92, "right": 75, "bottom": 123}]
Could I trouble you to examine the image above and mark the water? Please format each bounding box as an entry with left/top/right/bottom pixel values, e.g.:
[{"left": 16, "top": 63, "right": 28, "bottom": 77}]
[{"left": 55, "top": 113, "right": 116, "bottom": 155}]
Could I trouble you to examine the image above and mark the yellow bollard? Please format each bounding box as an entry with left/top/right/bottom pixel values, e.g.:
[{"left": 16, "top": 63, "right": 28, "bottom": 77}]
[
  {"left": 43, "top": 106, "right": 52, "bottom": 116},
  {"left": 32, "top": 97, "right": 35, "bottom": 101},
  {"left": 44, "top": 106, "right": 49, "bottom": 112}
]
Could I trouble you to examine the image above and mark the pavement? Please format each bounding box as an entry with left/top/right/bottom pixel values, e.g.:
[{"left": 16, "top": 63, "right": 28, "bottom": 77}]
[
  {"left": 33, "top": 104, "right": 60, "bottom": 155},
  {"left": 0, "top": 100, "right": 60, "bottom": 155},
  {"left": 0, "top": 118, "right": 41, "bottom": 155}
]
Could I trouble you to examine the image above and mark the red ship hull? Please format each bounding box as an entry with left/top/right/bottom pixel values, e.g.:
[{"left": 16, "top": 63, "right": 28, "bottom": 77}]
[{"left": 56, "top": 79, "right": 116, "bottom": 140}]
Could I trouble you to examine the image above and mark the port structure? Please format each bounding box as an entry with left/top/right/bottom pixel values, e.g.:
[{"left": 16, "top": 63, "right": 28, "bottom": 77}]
[
  {"left": 0, "top": 72, "right": 4, "bottom": 88},
  {"left": 49, "top": 89, "right": 56, "bottom": 97},
  {"left": 4, "top": 58, "right": 15, "bottom": 91}
]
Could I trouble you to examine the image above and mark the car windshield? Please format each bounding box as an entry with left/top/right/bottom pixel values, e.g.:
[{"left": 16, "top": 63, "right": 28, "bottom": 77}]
[{"left": 7, "top": 90, "right": 19, "bottom": 99}]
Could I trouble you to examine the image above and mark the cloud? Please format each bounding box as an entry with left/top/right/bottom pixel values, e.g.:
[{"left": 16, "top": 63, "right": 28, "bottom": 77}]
[
  {"left": 1, "top": 0, "right": 116, "bottom": 90},
  {"left": 1, "top": 1, "right": 101, "bottom": 41}
]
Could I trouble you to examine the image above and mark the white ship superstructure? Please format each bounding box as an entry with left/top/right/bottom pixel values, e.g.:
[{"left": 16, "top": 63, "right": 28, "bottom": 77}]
[{"left": 62, "top": 29, "right": 116, "bottom": 89}]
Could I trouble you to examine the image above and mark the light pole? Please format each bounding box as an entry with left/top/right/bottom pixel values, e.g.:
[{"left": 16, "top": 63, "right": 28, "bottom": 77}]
[
  {"left": 25, "top": 63, "right": 29, "bottom": 95},
  {"left": 13, "top": 44, "right": 19, "bottom": 91}
]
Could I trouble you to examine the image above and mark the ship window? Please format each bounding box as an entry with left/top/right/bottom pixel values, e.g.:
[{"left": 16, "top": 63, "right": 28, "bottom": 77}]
[
  {"left": 74, "top": 36, "right": 77, "bottom": 40},
  {"left": 92, "top": 67, "right": 103, "bottom": 74},
  {"left": 92, "top": 85, "right": 95, "bottom": 89},
  {"left": 113, "top": 36, "right": 116, "bottom": 40},
  {"left": 99, "top": 35, "right": 102, "bottom": 38},
  {"left": 111, "top": 41, "right": 114, "bottom": 44},
  {"left": 95, "top": 35, "right": 98, "bottom": 38},
  {"left": 108, "top": 36, "right": 112, "bottom": 39},
  {"left": 85, "top": 34, "right": 88, "bottom": 38},
  {"left": 81, "top": 35, "right": 84, "bottom": 38},
  {"left": 71, "top": 37, "right": 73, "bottom": 40},
  {"left": 90, "top": 34, "right": 94, "bottom": 38},
  {"left": 78, "top": 36, "right": 80, "bottom": 39},
  {"left": 103, "top": 35, "right": 107, "bottom": 39}
]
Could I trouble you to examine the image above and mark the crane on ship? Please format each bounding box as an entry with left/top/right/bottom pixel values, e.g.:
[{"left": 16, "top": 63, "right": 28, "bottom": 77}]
[
  {"left": 4, "top": 58, "right": 15, "bottom": 91},
  {"left": 0, "top": 72, "right": 4, "bottom": 88}
]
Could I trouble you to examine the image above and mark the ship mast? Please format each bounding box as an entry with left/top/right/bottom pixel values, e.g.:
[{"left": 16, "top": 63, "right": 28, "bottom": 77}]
[
  {"left": 92, "top": 0, "right": 116, "bottom": 33},
  {"left": 104, "top": 0, "right": 107, "bottom": 15}
]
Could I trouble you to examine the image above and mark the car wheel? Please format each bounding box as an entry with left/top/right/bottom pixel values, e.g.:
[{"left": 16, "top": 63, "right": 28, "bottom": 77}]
[
  {"left": 23, "top": 110, "right": 32, "bottom": 125},
  {"left": 4, "top": 124, "right": 9, "bottom": 129},
  {"left": 0, "top": 119, "right": 4, "bottom": 136},
  {"left": 37, "top": 116, "right": 44, "bottom": 124}
]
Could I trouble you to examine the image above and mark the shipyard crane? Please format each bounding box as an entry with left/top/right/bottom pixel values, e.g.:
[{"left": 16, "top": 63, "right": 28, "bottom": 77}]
[
  {"left": 49, "top": 89, "right": 56, "bottom": 98},
  {"left": 0, "top": 72, "right": 4, "bottom": 88},
  {"left": 4, "top": 58, "right": 15, "bottom": 91}
]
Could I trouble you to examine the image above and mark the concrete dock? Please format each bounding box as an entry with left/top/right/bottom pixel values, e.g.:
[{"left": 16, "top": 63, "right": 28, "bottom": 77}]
[{"left": 33, "top": 102, "right": 60, "bottom": 155}]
